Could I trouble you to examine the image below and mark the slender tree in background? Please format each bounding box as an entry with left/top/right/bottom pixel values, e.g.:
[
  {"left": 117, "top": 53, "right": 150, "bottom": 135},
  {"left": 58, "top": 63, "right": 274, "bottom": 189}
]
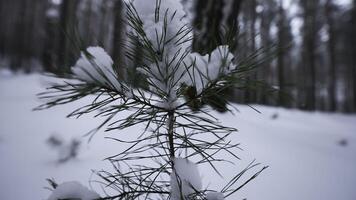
[
  {"left": 12, "top": 0, "right": 28, "bottom": 70},
  {"left": 112, "top": 0, "right": 126, "bottom": 79},
  {"left": 257, "top": 0, "right": 277, "bottom": 104},
  {"left": 277, "top": 0, "right": 294, "bottom": 107},
  {"left": 193, "top": 0, "right": 243, "bottom": 54},
  {"left": 43, "top": 1, "right": 59, "bottom": 73},
  {"left": 334, "top": 0, "right": 355, "bottom": 112},
  {"left": 325, "top": 0, "right": 337, "bottom": 111},
  {"left": 82, "top": 0, "right": 94, "bottom": 46},
  {"left": 57, "top": 0, "right": 79, "bottom": 73},
  {"left": 242, "top": 0, "right": 257, "bottom": 103},
  {"left": 98, "top": 1, "right": 112, "bottom": 48},
  {"left": 277, "top": 1, "right": 286, "bottom": 106},
  {"left": 248, "top": 0, "right": 258, "bottom": 103},
  {"left": 0, "top": 0, "right": 4, "bottom": 56},
  {"left": 352, "top": 0, "right": 356, "bottom": 111},
  {"left": 299, "top": 0, "right": 321, "bottom": 110}
]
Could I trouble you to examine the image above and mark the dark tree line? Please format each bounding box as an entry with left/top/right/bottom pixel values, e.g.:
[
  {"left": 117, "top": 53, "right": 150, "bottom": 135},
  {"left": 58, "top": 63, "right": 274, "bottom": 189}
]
[{"left": 0, "top": 0, "right": 355, "bottom": 113}]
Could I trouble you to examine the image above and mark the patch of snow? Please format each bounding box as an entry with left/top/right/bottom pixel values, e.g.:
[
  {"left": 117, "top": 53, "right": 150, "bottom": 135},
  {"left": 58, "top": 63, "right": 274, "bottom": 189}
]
[
  {"left": 47, "top": 181, "right": 100, "bottom": 200},
  {"left": 72, "top": 46, "right": 122, "bottom": 91},
  {"left": 206, "top": 192, "right": 225, "bottom": 200},
  {"left": 186, "top": 45, "right": 236, "bottom": 93},
  {"left": 170, "top": 158, "right": 202, "bottom": 200}
]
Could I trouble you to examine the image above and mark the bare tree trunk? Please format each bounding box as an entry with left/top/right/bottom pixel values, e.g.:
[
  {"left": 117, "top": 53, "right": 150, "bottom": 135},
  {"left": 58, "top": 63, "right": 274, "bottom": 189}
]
[
  {"left": 0, "top": 0, "right": 4, "bottom": 55},
  {"left": 58, "top": 0, "right": 79, "bottom": 73},
  {"left": 42, "top": 2, "right": 59, "bottom": 72},
  {"left": 258, "top": 0, "right": 276, "bottom": 105},
  {"left": 277, "top": 1, "right": 286, "bottom": 106},
  {"left": 193, "top": 0, "right": 223, "bottom": 54},
  {"left": 300, "top": 0, "right": 319, "bottom": 110},
  {"left": 352, "top": 0, "right": 356, "bottom": 111},
  {"left": 250, "top": 0, "right": 257, "bottom": 103},
  {"left": 112, "top": 0, "right": 125, "bottom": 79},
  {"left": 11, "top": 0, "right": 27, "bottom": 70},
  {"left": 244, "top": 0, "right": 257, "bottom": 103},
  {"left": 193, "top": 0, "right": 243, "bottom": 54},
  {"left": 325, "top": 0, "right": 337, "bottom": 111},
  {"left": 98, "top": 1, "right": 111, "bottom": 48},
  {"left": 82, "top": 0, "right": 94, "bottom": 46}
]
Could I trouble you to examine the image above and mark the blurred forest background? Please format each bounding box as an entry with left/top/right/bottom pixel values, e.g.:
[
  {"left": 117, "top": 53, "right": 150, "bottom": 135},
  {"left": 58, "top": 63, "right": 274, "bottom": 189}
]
[{"left": 0, "top": 0, "right": 356, "bottom": 113}]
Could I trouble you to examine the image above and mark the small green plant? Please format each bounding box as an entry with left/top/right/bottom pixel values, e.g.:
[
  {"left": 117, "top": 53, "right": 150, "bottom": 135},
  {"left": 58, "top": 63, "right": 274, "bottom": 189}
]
[{"left": 38, "top": 0, "right": 269, "bottom": 199}]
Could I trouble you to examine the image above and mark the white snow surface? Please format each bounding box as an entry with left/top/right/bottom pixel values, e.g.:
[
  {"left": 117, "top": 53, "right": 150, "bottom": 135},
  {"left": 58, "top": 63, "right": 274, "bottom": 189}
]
[
  {"left": 47, "top": 181, "right": 100, "bottom": 200},
  {"left": 206, "top": 192, "right": 225, "bottom": 200},
  {"left": 170, "top": 158, "right": 202, "bottom": 200},
  {"left": 1, "top": 73, "right": 356, "bottom": 200}
]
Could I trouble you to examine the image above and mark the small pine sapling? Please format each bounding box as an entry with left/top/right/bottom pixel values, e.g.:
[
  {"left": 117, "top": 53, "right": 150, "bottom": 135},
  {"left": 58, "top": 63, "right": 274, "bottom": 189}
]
[{"left": 38, "top": 0, "right": 271, "bottom": 199}]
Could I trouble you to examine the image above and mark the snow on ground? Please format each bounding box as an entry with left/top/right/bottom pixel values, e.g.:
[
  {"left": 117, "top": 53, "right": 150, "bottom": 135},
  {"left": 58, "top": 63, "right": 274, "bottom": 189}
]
[
  {"left": 0, "top": 72, "right": 356, "bottom": 200},
  {"left": 47, "top": 181, "right": 100, "bottom": 200}
]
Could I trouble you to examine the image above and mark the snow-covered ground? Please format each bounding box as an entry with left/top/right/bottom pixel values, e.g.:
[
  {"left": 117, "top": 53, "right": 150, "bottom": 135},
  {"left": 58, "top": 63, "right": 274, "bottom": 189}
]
[{"left": 1, "top": 72, "right": 356, "bottom": 200}]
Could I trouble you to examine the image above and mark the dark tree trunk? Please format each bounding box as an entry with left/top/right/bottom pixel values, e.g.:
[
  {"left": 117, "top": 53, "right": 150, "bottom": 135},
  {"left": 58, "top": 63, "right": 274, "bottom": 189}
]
[
  {"left": 42, "top": 2, "right": 59, "bottom": 72},
  {"left": 193, "top": 0, "right": 243, "bottom": 54},
  {"left": 98, "top": 1, "right": 111, "bottom": 48},
  {"left": 244, "top": 0, "right": 257, "bottom": 103},
  {"left": 83, "top": 0, "right": 94, "bottom": 47},
  {"left": 0, "top": 0, "right": 4, "bottom": 55},
  {"left": 352, "top": 0, "right": 356, "bottom": 111},
  {"left": 11, "top": 0, "right": 27, "bottom": 70},
  {"left": 57, "top": 0, "right": 79, "bottom": 73},
  {"left": 250, "top": 0, "right": 257, "bottom": 103},
  {"left": 325, "top": 0, "right": 337, "bottom": 111},
  {"left": 277, "top": 1, "right": 286, "bottom": 106},
  {"left": 112, "top": 0, "right": 125, "bottom": 79},
  {"left": 258, "top": 0, "right": 276, "bottom": 105},
  {"left": 300, "top": 0, "right": 319, "bottom": 110}
]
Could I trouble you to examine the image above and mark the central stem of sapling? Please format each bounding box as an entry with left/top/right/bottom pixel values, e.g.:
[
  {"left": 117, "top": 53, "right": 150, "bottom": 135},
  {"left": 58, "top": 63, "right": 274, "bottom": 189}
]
[{"left": 167, "top": 110, "right": 175, "bottom": 161}]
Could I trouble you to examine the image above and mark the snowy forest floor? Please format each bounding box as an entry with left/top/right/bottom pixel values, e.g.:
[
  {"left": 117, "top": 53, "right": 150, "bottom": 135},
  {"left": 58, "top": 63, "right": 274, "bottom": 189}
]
[{"left": 1, "top": 70, "right": 356, "bottom": 200}]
